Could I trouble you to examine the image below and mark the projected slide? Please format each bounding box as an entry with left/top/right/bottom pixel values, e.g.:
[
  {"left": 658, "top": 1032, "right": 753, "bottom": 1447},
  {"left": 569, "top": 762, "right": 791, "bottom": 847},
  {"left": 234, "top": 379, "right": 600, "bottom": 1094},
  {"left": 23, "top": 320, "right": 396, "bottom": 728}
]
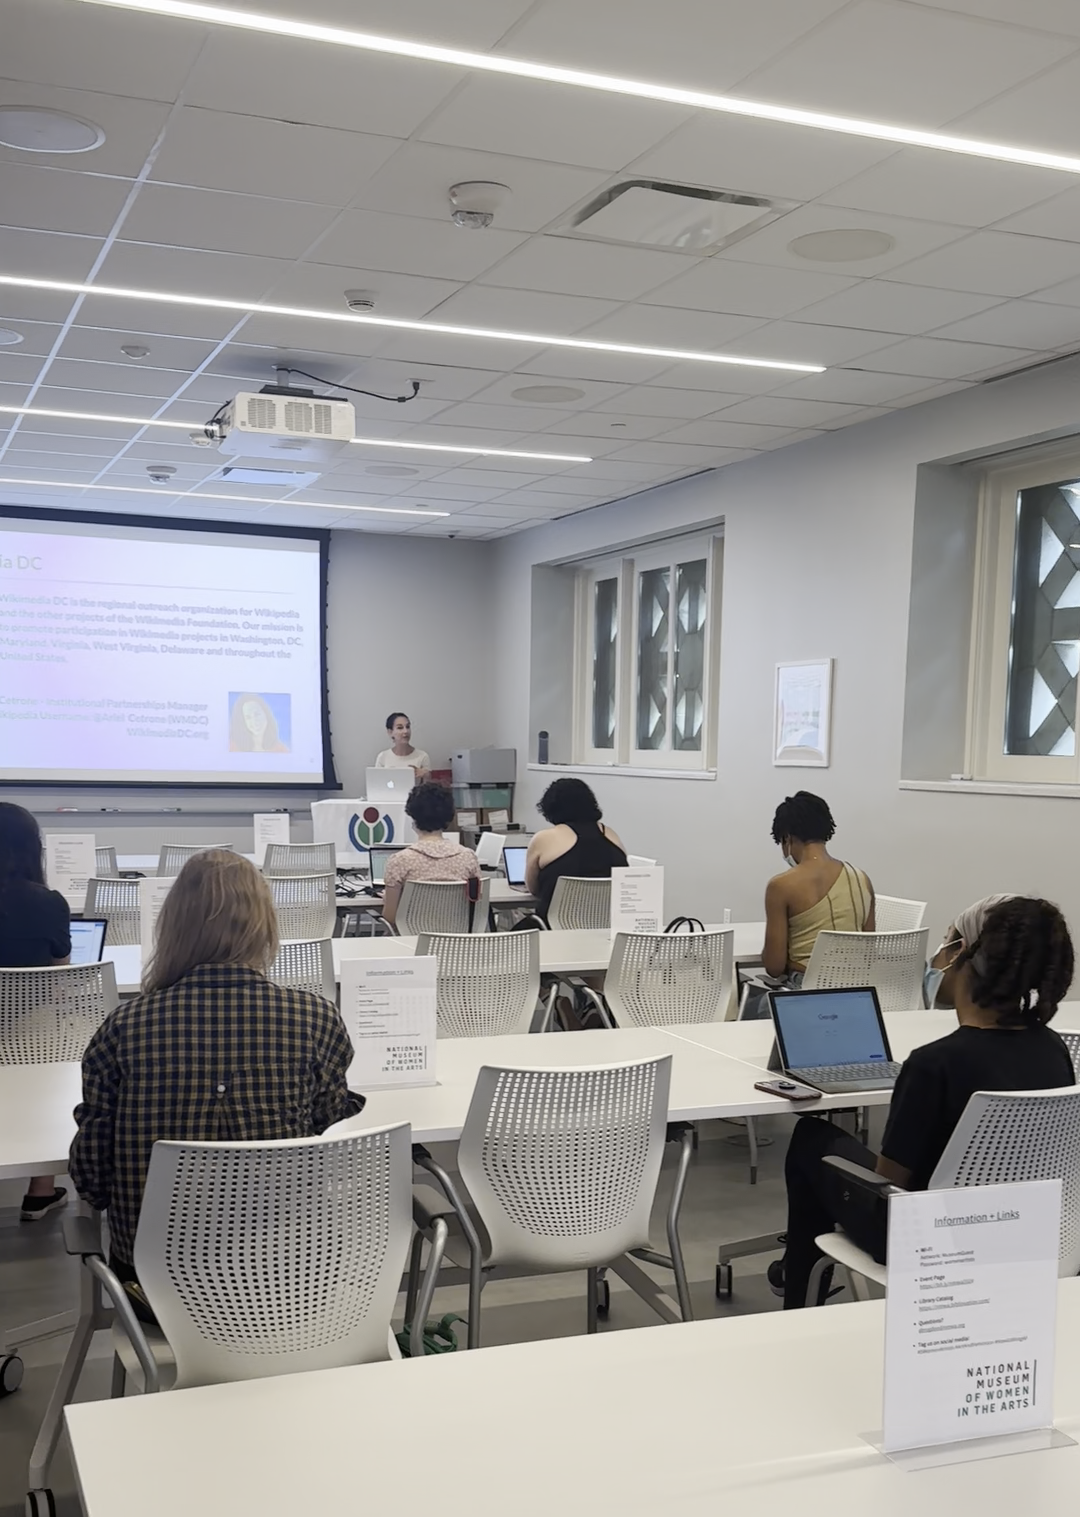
[{"left": 0, "top": 514, "right": 330, "bottom": 784}]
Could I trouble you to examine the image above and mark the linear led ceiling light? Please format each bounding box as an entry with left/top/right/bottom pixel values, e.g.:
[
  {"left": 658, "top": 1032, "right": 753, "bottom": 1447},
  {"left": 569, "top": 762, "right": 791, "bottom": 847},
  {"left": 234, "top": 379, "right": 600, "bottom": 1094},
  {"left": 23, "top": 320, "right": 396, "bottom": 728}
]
[
  {"left": 0, "top": 405, "right": 592, "bottom": 462},
  {"left": 71, "top": 0, "right": 1080, "bottom": 175},
  {"left": 0, "top": 477, "right": 449, "bottom": 516},
  {"left": 0, "top": 275, "right": 823, "bottom": 374}
]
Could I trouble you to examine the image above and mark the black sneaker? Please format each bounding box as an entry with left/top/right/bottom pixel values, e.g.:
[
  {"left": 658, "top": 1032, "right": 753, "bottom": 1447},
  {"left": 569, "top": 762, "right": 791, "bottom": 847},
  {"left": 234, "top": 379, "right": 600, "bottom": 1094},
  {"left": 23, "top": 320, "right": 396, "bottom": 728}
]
[
  {"left": 20, "top": 1187, "right": 67, "bottom": 1221},
  {"left": 767, "top": 1258, "right": 785, "bottom": 1297}
]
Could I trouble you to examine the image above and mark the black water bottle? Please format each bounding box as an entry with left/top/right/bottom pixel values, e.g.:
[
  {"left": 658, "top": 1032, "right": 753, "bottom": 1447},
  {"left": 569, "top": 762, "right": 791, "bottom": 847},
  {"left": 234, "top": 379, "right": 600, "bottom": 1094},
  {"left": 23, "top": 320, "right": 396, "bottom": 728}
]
[{"left": 538, "top": 730, "right": 549, "bottom": 764}]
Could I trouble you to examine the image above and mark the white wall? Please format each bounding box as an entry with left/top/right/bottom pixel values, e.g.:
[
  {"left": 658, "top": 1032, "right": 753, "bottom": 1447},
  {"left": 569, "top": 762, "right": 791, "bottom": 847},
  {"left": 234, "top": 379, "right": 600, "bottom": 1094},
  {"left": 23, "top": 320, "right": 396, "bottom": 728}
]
[
  {"left": 491, "top": 357, "right": 1080, "bottom": 940},
  {"left": 326, "top": 531, "right": 496, "bottom": 793}
]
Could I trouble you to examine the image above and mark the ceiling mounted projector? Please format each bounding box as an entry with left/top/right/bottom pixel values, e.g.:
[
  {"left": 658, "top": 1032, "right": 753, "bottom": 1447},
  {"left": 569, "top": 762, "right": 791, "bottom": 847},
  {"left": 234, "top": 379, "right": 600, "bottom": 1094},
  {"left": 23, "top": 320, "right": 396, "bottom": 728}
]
[{"left": 215, "top": 386, "right": 356, "bottom": 465}]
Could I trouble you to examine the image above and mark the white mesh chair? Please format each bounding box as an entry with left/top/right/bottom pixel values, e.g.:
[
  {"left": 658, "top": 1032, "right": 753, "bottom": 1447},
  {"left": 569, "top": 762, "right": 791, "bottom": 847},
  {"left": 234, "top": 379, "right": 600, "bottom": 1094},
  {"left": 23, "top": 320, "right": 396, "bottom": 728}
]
[
  {"left": 415, "top": 930, "right": 555, "bottom": 1037},
  {"left": 36, "top": 1126, "right": 447, "bottom": 1510},
  {"left": 94, "top": 846, "right": 119, "bottom": 877},
  {"left": 262, "top": 842, "right": 336, "bottom": 877},
  {"left": 0, "top": 963, "right": 118, "bottom": 1064},
  {"left": 803, "top": 928, "right": 928, "bottom": 1014},
  {"left": 547, "top": 876, "right": 611, "bottom": 931},
  {"left": 873, "top": 895, "right": 927, "bottom": 932},
  {"left": 410, "top": 1056, "right": 694, "bottom": 1348},
  {"left": 267, "top": 873, "right": 337, "bottom": 941},
  {"left": 84, "top": 876, "right": 141, "bottom": 947},
  {"left": 807, "top": 1086, "right": 1080, "bottom": 1306},
  {"left": 604, "top": 930, "right": 734, "bottom": 1029},
  {"left": 268, "top": 939, "right": 334, "bottom": 1000},
  {"left": 1058, "top": 1029, "right": 1080, "bottom": 1079},
  {"left": 156, "top": 842, "right": 234, "bottom": 877},
  {"left": 397, "top": 878, "right": 491, "bottom": 937}
]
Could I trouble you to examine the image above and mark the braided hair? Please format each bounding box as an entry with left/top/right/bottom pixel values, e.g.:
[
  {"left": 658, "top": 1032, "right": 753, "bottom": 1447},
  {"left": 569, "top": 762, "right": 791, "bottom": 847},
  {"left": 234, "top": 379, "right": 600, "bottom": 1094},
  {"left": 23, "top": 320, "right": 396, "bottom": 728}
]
[
  {"left": 957, "top": 897, "right": 1074, "bottom": 1027},
  {"left": 770, "top": 791, "right": 836, "bottom": 846}
]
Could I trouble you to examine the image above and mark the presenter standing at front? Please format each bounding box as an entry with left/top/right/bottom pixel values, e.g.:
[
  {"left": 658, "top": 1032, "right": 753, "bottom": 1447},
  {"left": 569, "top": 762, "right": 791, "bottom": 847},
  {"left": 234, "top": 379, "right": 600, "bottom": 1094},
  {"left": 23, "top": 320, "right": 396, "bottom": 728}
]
[{"left": 375, "top": 712, "right": 431, "bottom": 780}]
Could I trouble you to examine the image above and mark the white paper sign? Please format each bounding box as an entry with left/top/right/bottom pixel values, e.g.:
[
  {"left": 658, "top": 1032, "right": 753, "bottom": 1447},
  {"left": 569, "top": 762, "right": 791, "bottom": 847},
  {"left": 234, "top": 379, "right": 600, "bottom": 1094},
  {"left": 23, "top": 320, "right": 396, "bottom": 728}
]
[
  {"left": 489, "top": 808, "right": 510, "bottom": 829},
  {"left": 140, "top": 876, "right": 176, "bottom": 959},
  {"left": 457, "top": 810, "right": 478, "bottom": 829},
  {"left": 610, "top": 865, "right": 665, "bottom": 938},
  {"left": 253, "top": 812, "right": 290, "bottom": 865},
  {"left": 45, "top": 833, "right": 96, "bottom": 910},
  {"left": 339, "top": 956, "right": 437, "bottom": 1090},
  {"left": 882, "top": 1178, "right": 1061, "bottom": 1453}
]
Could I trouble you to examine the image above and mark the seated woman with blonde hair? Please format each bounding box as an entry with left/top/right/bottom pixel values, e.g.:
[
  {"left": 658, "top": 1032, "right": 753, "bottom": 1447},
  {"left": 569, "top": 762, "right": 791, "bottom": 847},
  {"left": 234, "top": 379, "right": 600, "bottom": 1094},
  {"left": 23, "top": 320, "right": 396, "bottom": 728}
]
[{"left": 69, "top": 851, "right": 363, "bottom": 1308}]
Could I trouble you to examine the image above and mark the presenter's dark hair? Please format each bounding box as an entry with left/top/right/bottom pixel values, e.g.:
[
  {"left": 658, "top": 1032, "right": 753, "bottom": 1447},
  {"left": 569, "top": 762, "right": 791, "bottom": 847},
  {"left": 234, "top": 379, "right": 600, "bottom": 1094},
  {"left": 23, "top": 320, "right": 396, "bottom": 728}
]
[
  {"left": 770, "top": 791, "right": 836, "bottom": 845},
  {"left": 406, "top": 782, "right": 456, "bottom": 834},
  {"left": 385, "top": 711, "right": 409, "bottom": 732},
  {"left": 957, "top": 897, "right": 1074, "bottom": 1027},
  {"left": 538, "top": 777, "right": 603, "bottom": 827},
  {"left": 0, "top": 803, "right": 46, "bottom": 896}
]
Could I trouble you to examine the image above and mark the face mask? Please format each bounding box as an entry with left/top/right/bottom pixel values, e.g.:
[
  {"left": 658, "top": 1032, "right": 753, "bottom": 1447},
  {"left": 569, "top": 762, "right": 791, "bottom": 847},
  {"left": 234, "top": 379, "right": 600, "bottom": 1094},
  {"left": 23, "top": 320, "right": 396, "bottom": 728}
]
[
  {"left": 783, "top": 852, "right": 797, "bottom": 870},
  {"left": 923, "top": 965, "right": 945, "bottom": 1008}
]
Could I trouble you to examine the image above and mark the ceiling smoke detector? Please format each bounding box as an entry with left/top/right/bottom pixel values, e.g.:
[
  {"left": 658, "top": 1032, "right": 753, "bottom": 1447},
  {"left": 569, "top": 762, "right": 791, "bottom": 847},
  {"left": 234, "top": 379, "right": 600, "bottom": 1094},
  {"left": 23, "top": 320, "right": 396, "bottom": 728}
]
[
  {"left": 344, "top": 290, "right": 377, "bottom": 312},
  {"left": 448, "top": 181, "right": 510, "bottom": 230},
  {"left": 120, "top": 344, "right": 150, "bottom": 360},
  {"left": 146, "top": 463, "right": 178, "bottom": 483}
]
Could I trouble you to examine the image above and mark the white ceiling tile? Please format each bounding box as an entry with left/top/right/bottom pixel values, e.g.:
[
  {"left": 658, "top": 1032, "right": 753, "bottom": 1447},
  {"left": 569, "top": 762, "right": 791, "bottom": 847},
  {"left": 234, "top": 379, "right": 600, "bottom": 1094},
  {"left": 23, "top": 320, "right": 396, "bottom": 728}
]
[
  {"left": 955, "top": 54, "right": 1080, "bottom": 156},
  {"left": 996, "top": 186, "right": 1080, "bottom": 244},
  {"left": 370, "top": 328, "right": 545, "bottom": 370},
  {"left": 119, "top": 185, "right": 340, "bottom": 261},
  {"left": 99, "top": 243, "right": 292, "bottom": 303},
  {"left": 20, "top": 400, "right": 159, "bottom": 441},
  {"left": 346, "top": 359, "right": 506, "bottom": 404},
  {"left": 713, "top": 204, "right": 968, "bottom": 277},
  {"left": 1029, "top": 276, "right": 1080, "bottom": 309},
  {"left": 0, "top": 351, "right": 44, "bottom": 385},
  {"left": 256, "top": 260, "right": 464, "bottom": 320},
  {"left": 420, "top": 76, "right": 691, "bottom": 171},
  {"left": 59, "top": 325, "right": 229, "bottom": 371},
  {"left": 0, "top": 285, "right": 76, "bottom": 325},
  {"left": 575, "top": 305, "right": 767, "bottom": 352},
  {"left": 855, "top": 335, "right": 1035, "bottom": 377},
  {"left": 500, "top": 473, "right": 607, "bottom": 497},
  {"left": 643, "top": 261, "right": 858, "bottom": 318},
  {"left": 184, "top": 32, "right": 463, "bottom": 138},
  {"left": 656, "top": 418, "right": 804, "bottom": 447},
  {"left": 397, "top": 285, "right": 621, "bottom": 336},
  {"left": 558, "top": 458, "right": 673, "bottom": 482},
  {"left": 420, "top": 401, "right": 566, "bottom": 435},
  {"left": 310, "top": 210, "right": 526, "bottom": 282},
  {"left": 501, "top": 0, "right": 849, "bottom": 89},
  {"left": 0, "top": 162, "right": 133, "bottom": 237},
  {"left": 722, "top": 319, "right": 901, "bottom": 365},
  {"left": 149, "top": 109, "right": 401, "bottom": 205},
  {"left": 403, "top": 482, "right": 512, "bottom": 503},
  {"left": 888, "top": 377, "right": 978, "bottom": 407},
  {"left": 38, "top": 358, "right": 185, "bottom": 398},
  {"left": 793, "top": 280, "right": 1003, "bottom": 335},
  {"left": 509, "top": 346, "right": 672, "bottom": 384},
  {"left": 0, "top": 380, "right": 32, "bottom": 406},
  {"left": 608, "top": 439, "right": 765, "bottom": 466},
  {"left": 888, "top": 231, "right": 1080, "bottom": 296},
  {"left": 592, "top": 385, "right": 741, "bottom": 419},
  {"left": 0, "top": 227, "right": 103, "bottom": 281},
  {"left": 648, "top": 357, "right": 796, "bottom": 395},
  {"left": 821, "top": 149, "right": 1067, "bottom": 228},
  {"left": 915, "top": 0, "right": 1080, "bottom": 34},
  {"left": 78, "top": 293, "right": 245, "bottom": 342},
  {"left": 0, "top": 91, "right": 167, "bottom": 183},
  {"left": 3, "top": 4, "right": 205, "bottom": 98},
  {"left": 522, "top": 431, "right": 624, "bottom": 458},
  {"left": 5, "top": 431, "right": 123, "bottom": 456},
  {"left": 478, "top": 236, "right": 693, "bottom": 301},
  {"left": 772, "top": 367, "right": 953, "bottom": 404},
  {"left": 425, "top": 466, "right": 541, "bottom": 490},
  {"left": 736, "top": 0, "right": 1073, "bottom": 123},
  {"left": 350, "top": 141, "right": 608, "bottom": 233},
  {"left": 932, "top": 301, "right": 1080, "bottom": 349},
  {"left": 465, "top": 374, "right": 625, "bottom": 410},
  {"left": 629, "top": 116, "right": 898, "bottom": 202},
  {"left": 712, "top": 395, "right": 877, "bottom": 427},
  {"left": 544, "top": 411, "right": 673, "bottom": 441}
]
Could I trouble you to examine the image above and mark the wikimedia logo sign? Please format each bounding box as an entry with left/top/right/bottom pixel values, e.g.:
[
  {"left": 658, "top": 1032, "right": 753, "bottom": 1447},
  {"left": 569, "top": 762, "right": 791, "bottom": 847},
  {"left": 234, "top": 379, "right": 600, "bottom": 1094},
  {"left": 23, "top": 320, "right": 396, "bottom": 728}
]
[{"left": 349, "top": 806, "right": 396, "bottom": 851}]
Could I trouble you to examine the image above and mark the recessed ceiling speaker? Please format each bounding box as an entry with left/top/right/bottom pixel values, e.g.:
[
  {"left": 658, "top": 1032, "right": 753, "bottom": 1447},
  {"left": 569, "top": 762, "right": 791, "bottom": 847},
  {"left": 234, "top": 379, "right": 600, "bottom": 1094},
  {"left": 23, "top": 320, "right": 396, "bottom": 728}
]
[
  {"left": 0, "top": 328, "right": 24, "bottom": 347},
  {"left": 511, "top": 384, "right": 586, "bottom": 403},
  {"left": 787, "top": 228, "right": 896, "bottom": 262},
  {"left": 0, "top": 106, "right": 105, "bottom": 153}
]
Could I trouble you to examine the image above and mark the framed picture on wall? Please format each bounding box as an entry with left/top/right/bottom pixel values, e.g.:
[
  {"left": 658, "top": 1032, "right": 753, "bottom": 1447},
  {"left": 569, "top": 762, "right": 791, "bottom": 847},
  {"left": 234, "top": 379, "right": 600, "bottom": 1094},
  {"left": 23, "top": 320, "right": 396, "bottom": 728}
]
[{"left": 774, "top": 659, "right": 833, "bottom": 767}]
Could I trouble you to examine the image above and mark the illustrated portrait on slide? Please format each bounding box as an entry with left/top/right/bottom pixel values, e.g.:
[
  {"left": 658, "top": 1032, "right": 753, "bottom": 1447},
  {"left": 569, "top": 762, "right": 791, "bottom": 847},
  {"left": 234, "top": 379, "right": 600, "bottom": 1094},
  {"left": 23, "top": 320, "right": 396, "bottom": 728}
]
[{"left": 228, "top": 692, "right": 291, "bottom": 753}]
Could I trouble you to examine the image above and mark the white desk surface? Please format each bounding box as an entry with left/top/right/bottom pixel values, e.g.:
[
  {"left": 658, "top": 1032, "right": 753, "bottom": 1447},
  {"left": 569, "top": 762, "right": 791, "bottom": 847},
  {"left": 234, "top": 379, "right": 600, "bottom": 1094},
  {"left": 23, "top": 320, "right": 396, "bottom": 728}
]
[
  {"left": 65, "top": 1280, "right": 1080, "bottom": 1517},
  {"left": 0, "top": 1063, "right": 81, "bottom": 1179}
]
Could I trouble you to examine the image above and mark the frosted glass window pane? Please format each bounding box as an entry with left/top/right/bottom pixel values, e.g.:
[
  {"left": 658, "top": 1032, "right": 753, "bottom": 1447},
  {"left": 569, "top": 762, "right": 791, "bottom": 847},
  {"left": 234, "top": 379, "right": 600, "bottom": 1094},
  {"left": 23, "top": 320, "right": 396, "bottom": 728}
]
[
  {"left": 636, "top": 567, "right": 669, "bottom": 750},
  {"left": 1006, "top": 481, "right": 1080, "bottom": 756},
  {"left": 673, "top": 559, "right": 706, "bottom": 751},
  {"left": 591, "top": 578, "right": 618, "bottom": 750}
]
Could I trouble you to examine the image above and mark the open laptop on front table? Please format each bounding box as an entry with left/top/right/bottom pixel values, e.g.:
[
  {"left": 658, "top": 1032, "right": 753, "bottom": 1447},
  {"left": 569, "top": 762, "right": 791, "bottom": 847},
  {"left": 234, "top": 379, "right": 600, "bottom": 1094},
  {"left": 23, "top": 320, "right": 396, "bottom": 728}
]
[
  {"left": 365, "top": 766, "right": 415, "bottom": 804},
  {"left": 69, "top": 918, "right": 107, "bottom": 965},
  {"left": 767, "top": 985, "right": 902, "bottom": 1094}
]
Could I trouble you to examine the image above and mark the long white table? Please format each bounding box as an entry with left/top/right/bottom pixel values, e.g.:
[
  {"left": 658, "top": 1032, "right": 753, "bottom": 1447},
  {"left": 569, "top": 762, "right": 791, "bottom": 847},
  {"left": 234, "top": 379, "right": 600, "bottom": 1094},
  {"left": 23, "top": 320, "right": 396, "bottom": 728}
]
[
  {"left": 103, "top": 923, "right": 767, "bottom": 996},
  {"left": 64, "top": 1280, "right": 1080, "bottom": 1517}
]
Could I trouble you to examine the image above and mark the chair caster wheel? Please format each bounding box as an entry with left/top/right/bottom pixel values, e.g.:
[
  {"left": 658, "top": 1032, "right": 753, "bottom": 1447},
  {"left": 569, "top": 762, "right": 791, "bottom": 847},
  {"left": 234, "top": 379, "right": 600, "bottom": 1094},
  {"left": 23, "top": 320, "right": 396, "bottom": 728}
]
[
  {"left": 596, "top": 1279, "right": 611, "bottom": 1318},
  {"left": 26, "top": 1489, "right": 56, "bottom": 1517},
  {"left": 715, "top": 1264, "right": 733, "bottom": 1298},
  {"left": 0, "top": 1353, "right": 23, "bottom": 1397}
]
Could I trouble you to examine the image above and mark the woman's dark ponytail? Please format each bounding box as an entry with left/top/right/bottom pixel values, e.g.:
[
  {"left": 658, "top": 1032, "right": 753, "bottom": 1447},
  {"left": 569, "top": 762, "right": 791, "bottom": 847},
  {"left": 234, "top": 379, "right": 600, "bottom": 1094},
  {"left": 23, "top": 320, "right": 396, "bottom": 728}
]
[{"left": 959, "top": 898, "right": 1074, "bottom": 1026}]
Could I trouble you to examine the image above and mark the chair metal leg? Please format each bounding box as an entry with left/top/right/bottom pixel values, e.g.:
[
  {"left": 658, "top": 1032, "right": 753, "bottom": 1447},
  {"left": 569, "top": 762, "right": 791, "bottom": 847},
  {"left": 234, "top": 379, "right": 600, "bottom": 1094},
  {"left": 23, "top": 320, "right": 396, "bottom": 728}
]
[
  {"left": 110, "top": 1353, "right": 126, "bottom": 1400},
  {"left": 664, "top": 1126, "right": 695, "bottom": 1322},
  {"left": 404, "top": 1228, "right": 424, "bottom": 1331},
  {"left": 414, "top": 1150, "right": 485, "bottom": 1350},
  {"left": 409, "top": 1219, "right": 448, "bottom": 1357},
  {"left": 28, "top": 1266, "right": 108, "bottom": 1491},
  {"left": 586, "top": 1268, "right": 600, "bottom": 1334},
  {"left": 746, "top": 1116, "right": 759, "bottom": 1185},
  {"left": 805, "top": 1254, "right": 834, "bottom": 1309}
]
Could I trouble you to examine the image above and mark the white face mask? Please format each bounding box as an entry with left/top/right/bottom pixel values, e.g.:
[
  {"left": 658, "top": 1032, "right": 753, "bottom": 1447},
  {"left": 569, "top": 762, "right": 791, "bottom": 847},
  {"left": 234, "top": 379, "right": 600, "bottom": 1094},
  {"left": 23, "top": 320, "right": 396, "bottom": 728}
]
[
  {"left": 783, "top": 849, "right": 797, "bottom": 869},
  {"left": 923, "top": 965, "right": 945, "bottom": 1008}
]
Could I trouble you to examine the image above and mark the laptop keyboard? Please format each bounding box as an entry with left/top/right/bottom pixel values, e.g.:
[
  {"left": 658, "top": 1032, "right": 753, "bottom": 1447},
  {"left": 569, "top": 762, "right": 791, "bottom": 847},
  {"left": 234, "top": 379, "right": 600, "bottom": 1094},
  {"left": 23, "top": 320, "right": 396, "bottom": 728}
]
[{"left": 794, "top": 1062, "right": 902, "bottom": 1083}]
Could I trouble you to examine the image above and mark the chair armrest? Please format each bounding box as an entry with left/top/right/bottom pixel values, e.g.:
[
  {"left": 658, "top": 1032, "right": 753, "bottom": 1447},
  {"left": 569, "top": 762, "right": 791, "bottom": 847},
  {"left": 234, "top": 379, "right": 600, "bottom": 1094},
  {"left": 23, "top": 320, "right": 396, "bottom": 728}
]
[
  {"left": 63, "top": 1213, "right": 105, "bottom": 1258},
  {"left": 82, "top": 1256, "right": 162, "bottom": 1394},
  {"left": 822, "top": 1155, "right": 907, "bottom": 1197}
]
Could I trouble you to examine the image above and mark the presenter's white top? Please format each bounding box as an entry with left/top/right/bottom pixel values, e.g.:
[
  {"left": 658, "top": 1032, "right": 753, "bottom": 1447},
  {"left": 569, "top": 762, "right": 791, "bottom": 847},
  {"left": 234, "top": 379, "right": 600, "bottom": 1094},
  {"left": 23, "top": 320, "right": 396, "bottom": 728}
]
[{"left": 375, "top": 746, "right": 431, "bottom": 771}]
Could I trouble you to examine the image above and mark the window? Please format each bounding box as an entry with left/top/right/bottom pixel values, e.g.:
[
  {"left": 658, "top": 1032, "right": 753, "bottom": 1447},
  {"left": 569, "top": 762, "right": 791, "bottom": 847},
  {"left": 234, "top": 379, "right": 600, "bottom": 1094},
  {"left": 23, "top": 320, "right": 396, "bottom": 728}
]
[
  {"left": 577, "top": 536, "right": 720, "bottom": 770},
  {"left": 971, "top": 454, "right": 1080, "bottom": 783}
]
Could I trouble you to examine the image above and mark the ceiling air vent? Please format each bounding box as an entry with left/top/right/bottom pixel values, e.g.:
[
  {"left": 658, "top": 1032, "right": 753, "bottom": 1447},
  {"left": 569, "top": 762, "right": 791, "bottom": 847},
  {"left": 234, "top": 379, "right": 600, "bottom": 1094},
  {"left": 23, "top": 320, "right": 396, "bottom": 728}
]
[{"left": 562, "top": 180, "right": 782, "bottom": 255}]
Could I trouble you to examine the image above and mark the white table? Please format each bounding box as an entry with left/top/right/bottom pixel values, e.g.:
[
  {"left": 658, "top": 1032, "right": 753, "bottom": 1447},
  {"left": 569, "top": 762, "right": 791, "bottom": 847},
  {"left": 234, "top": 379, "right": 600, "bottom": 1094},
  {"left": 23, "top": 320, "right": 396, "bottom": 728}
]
[
  {"left": 0, "top": 1064, "right": 81, "bottom": 1179},
  {"left": 64, "top": 1280, "right": 1080, "bottom": 1517},
  {"left": 103, "top": 924, "right": 767, "bottom": 995},
  {"left": 665, "top": 1009, "right": 961, "bottom": 1068}
]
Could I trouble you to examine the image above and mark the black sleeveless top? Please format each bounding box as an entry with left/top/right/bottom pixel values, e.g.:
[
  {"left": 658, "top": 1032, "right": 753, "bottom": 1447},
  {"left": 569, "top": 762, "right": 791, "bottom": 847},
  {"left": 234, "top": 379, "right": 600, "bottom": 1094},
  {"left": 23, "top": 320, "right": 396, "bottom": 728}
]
[{"left": 535, "top": 824, "right": 628, "bottom": 921}]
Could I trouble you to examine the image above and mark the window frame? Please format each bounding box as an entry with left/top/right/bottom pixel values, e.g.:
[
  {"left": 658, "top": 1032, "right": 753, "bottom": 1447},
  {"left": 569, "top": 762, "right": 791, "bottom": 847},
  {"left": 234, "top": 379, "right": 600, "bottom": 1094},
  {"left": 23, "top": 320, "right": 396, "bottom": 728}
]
[{"left": 970, "top": 451, "right": 1080, "bottom": 784}]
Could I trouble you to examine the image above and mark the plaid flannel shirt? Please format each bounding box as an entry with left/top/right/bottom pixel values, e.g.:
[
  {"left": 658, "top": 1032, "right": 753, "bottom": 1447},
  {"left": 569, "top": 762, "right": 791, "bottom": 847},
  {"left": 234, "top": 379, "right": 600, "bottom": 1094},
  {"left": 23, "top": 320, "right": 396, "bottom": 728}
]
[{"left": 69, "top": 963, "right": 364, "bottom": 1264}]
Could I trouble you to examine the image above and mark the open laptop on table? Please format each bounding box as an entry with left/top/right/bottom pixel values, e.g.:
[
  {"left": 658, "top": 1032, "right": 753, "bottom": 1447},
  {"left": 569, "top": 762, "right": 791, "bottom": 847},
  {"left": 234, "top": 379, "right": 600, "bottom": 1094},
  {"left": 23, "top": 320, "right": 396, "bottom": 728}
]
[
  {"left": 69, "top": 918, "right": 107, "bottom": 965},
  {"left": 767, "top": 985, "right": 902, "bottom": 1094},
  {"left": 501, "top": 845, "right": 530, "bottom": 891},
  {"left": 365, "top": 845, "right": 405, "bottom": 893},
  {"left": 365, "top": 766, "right": 415, "bottom": 804}
]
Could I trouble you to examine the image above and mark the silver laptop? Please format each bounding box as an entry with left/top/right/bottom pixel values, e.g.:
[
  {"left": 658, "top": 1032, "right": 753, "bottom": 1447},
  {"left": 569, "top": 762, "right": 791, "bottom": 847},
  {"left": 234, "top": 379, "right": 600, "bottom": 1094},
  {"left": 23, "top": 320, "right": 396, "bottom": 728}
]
[
  {"left": 70, "top": 918, "right": 107, "bottom": 965},
  {"left": 367, "top": 845, "right": 405, "bottom": 889},
  {"left": 365, "top": 766, "right": 416, "bottom": 804},
  {"left": 767, "top": 986, "right": 901, "bottom": 1094}
]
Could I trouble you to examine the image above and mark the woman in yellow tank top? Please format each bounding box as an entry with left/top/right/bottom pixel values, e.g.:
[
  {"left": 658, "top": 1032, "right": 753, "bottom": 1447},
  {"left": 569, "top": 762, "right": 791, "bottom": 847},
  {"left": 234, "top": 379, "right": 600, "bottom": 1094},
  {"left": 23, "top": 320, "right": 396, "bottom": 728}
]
[{"left": 762, "top": 792, "right": 875, "bottom": 979}]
